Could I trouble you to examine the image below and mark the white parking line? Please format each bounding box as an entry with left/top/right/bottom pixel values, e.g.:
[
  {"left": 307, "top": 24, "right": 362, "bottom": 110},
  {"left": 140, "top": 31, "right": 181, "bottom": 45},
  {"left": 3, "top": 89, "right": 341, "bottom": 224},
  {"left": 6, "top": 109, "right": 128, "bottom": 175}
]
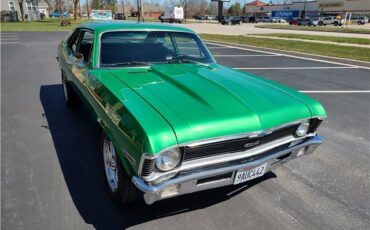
[
  {"left": 1, "top": 42, "right": 21, "bottom": 44},
  {"left": 206, "top": 41, "right": 370, "bottom": 70},
  {"left": 234, "top": 67, "right": 358, "bottom": 70},
  {"left": 300, "top": 90, "right": 370, "bottom": 93},
  {"left": 1, "top": 38, "right": 18, "bottom": 41},
  {"left": 214, "top": 54, "right": 279, "bottom": 57}
]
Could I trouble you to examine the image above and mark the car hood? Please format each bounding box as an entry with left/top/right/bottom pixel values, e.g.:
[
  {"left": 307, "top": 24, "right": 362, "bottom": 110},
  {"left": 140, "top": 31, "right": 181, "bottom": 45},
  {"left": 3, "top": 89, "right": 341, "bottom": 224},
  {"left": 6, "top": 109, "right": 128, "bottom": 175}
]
[{"left": 110, "top": 63, "right": 325, "bottom": 144}]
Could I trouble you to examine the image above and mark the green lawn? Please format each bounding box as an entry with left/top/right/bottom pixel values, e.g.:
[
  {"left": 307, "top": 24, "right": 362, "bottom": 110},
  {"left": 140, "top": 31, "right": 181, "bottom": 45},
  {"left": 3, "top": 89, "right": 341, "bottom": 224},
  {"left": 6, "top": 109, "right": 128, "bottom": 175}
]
[
  {"left": 0, "top": 19, "right": 87, "bottom": 31},
  {"left": 200, "top": 34, "right": 370, "bottom": 62},
  {"left": 252, "top": 33, "right": 370, "bottom": 45},
  {"left": 255, "top": 24, "right": 370, "bottom": 34},
  {"left": 0, "top": 17, "right": 163, "bottom": 31}
]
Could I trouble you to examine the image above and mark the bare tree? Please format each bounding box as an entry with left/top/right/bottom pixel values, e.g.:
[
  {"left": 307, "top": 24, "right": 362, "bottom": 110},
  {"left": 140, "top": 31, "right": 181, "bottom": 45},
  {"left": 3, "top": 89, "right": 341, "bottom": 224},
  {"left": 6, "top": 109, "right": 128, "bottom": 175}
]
[
  {"left": 43, "top": 0, "right": 53, "bottom": 14},
  {"left": 18, "top": 0, "right": 25, "bottom": 21},
  {"left": 73, "top": 0, "right": 79, "bottom": 20}
]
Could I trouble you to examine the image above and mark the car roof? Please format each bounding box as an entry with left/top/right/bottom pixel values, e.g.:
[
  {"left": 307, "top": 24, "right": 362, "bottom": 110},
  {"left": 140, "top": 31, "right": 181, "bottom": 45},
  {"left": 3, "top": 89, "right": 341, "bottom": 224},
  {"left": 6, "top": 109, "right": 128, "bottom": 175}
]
[{"left": 77, "top": 21, "right": 195, "bottom": 34}]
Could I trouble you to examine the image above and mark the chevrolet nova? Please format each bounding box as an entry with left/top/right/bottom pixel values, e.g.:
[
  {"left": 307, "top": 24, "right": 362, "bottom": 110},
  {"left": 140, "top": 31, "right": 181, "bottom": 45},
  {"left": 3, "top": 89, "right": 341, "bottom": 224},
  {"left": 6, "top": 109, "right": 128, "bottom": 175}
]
[{"left": 57, "top": 22, "right": 326, "bottom": 205}]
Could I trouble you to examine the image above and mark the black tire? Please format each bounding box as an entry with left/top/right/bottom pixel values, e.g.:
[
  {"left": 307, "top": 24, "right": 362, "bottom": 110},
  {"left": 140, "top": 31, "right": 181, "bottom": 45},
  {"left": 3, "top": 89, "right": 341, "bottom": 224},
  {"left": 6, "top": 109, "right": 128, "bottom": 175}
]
[
  {"left": 61, "top": 71, "right": 77, "bottom": 107},
  {"left": 101, "top": 132, "right": 138, "bottom": 204}
]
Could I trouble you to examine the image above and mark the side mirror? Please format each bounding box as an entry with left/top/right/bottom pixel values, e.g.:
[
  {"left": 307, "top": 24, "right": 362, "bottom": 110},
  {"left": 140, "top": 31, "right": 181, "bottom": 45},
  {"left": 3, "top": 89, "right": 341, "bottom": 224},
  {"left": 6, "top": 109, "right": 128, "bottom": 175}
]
[{"left": 74, "top": 53, "right": 84, "bottom": 63}]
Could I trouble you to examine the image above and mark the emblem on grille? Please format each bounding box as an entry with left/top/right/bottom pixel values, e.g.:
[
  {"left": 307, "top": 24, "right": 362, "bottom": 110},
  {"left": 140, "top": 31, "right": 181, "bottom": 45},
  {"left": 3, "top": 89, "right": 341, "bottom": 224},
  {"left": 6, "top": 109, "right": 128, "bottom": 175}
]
[{"left": 244, "top": 140, "right": 260, "bottom": 148}]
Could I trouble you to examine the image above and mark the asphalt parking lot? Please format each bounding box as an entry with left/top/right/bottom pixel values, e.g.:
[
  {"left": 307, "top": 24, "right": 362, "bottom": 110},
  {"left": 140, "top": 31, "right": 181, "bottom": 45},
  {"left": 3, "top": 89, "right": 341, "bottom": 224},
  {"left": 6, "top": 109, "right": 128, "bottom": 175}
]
[{"left": 1, "top": 32, "right": 370, "bottom": 230}]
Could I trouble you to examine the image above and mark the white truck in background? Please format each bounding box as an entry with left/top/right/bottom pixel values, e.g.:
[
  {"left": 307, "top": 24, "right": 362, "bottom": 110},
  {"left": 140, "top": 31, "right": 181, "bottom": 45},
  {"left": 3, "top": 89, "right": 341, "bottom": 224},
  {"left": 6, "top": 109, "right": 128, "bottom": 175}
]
[{"left": 159, "top": 6, "right": 184, "bottom": 23}]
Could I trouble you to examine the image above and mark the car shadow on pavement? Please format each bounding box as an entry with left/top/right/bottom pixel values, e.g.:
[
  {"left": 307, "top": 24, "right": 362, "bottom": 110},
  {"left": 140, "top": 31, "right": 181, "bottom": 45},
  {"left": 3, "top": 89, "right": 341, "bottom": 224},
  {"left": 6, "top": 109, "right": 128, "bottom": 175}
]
[{"left": 40, "top": 84, "right": 277, "bottom": 230}]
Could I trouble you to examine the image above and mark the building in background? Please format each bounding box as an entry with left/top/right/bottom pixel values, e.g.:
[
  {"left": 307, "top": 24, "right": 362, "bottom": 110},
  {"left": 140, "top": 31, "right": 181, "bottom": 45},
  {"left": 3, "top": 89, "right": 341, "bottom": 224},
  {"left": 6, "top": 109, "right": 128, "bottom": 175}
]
[
  {"left": 244, "top": 0, "right": 370, "bottom": 18},
  {"left": 1, "top": 0, "right": 48, "bottom": 21}
]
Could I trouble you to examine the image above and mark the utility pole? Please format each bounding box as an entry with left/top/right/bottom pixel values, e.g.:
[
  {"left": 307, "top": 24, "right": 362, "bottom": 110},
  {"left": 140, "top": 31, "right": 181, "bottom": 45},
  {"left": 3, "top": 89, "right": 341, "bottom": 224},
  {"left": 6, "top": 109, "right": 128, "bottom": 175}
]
[
  {"left": 79, "top": 0, "right": 81, "bottom": 18},
  {"left": 218, "top": 0, "right": 223, "bottom": 23},
  {"left": 302, "top": 0, "right": 307, "bottom": 18},
  {"left": 86, "top": 0, "right": 89, "bottom": 19},
  {"left": 184, "top": 0, "right": 187, "bottom": 22}
]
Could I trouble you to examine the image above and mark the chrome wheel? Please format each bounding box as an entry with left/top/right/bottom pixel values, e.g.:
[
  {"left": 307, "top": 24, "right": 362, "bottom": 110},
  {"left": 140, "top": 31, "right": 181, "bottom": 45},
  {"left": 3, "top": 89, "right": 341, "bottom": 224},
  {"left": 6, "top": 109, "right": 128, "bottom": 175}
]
[
  {"left": 103, "top": 137, "right": 119, "bottom": 192},
  {"left": 62, "top": 75, "right": 69, "bottom": 101}
]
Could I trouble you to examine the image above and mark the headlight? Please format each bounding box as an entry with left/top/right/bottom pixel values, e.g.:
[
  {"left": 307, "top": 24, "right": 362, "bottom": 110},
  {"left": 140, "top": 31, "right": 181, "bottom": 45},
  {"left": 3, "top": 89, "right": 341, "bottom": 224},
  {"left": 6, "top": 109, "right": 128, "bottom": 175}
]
[
  {"left": 295, "top": 120, "right": 310, "bottom": 137},
  {"left": 155, "top": 149, "right": 181, "bottom": 172}
]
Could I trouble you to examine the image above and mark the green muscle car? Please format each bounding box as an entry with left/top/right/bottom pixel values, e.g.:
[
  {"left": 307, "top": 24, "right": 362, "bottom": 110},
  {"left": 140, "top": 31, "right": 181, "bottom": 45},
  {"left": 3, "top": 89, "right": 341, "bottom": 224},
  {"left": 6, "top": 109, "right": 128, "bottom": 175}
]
[{"left": 57, "top": 22, "right": 326, "bottom": 205}]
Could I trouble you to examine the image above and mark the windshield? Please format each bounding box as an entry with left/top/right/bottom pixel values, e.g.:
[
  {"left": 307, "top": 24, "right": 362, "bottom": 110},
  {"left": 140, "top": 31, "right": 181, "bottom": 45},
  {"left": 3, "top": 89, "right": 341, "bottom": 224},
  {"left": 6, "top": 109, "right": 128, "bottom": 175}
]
[{"left": 100, "top": 31, "right": 215, "bottom": 67}]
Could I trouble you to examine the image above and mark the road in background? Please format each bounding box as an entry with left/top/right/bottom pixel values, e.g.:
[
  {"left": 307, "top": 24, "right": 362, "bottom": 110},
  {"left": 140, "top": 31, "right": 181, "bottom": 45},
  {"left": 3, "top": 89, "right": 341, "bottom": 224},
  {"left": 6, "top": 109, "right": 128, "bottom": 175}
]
[
  {"left": 1, "top": 32, "right": 369, "bottom": 230},
  {"left": 182, "top": 23, "right": 370, "bottom": 38}
]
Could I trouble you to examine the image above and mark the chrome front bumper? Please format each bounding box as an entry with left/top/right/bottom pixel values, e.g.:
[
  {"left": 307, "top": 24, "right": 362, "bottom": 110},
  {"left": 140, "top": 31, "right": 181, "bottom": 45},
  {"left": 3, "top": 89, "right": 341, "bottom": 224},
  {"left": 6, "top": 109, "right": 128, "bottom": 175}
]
[{"left": 132, "top": 135, "right": 323, "bottom": 205}]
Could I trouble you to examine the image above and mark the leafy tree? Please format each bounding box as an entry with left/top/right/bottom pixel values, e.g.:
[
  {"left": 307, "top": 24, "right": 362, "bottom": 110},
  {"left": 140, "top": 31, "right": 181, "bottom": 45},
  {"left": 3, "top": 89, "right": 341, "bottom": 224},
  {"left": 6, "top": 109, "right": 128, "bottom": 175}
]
[{"left": 227, "top": 2, "right": 241, "bottom": 16}]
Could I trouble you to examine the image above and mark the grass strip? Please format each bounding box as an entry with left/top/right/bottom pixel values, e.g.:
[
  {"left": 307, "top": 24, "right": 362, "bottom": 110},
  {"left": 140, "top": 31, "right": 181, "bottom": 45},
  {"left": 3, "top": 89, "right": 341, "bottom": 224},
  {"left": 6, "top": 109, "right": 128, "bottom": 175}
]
[
  {"left": 200, "top": 34, "right": 370, "bottom": 62},
  {"left": 252, "top": 33, "right": 370, "bottom": 45},
  {"left": 255, "top": 24, "right": 370, "bottom": 34}
]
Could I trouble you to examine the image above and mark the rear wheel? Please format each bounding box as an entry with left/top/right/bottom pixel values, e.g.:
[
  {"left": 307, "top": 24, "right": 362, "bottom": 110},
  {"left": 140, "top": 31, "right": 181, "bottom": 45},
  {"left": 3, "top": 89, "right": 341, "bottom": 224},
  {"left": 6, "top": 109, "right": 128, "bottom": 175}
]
[{"left": 101, "top": 132, "right": 138, "bottom": 204}]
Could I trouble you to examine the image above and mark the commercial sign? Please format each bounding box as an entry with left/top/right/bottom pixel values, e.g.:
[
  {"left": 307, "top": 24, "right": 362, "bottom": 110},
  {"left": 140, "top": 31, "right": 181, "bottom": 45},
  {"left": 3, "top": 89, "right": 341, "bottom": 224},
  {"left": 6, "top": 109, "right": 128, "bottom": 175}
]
[
  {"left": 319, "top": 2, "right": 343, "bottom": 7},
  {"left": 91, "top": 10, "right": 112, "bottom": 20},
  {"left": 271, "top": 10, "right": 300, "bottom": 18}
]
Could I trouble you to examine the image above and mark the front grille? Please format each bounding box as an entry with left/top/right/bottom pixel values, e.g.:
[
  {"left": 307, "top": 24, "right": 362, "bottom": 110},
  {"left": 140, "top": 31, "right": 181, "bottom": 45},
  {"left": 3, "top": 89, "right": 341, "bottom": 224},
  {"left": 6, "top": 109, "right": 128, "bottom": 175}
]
[
  {"left": 308, "top": 118, "right": 323, "bottom": 133},
  {"left": 141, "top": 158, "right": 155, "bottom": 177},
  {"left": 182, "top": 124, "right": 299, "bottom": 162}
]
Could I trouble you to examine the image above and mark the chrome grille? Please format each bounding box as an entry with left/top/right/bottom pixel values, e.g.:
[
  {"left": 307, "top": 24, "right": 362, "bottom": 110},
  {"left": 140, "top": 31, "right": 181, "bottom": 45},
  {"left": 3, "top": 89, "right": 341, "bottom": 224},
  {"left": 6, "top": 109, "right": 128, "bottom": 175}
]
[
  {"left": 141, "top": 158, "right": 155, "bottom": 177},
  {"left": 309, "top": 118, "right": 323, "bottom": 133},
  {"left": 182, "top": 124, "right": 299, "bottom": 162}
]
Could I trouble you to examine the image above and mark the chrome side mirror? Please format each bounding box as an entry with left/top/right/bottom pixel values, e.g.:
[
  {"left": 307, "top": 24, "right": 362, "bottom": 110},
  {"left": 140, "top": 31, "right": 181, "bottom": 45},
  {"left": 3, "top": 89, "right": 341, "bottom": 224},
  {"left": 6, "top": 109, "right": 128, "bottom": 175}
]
[{"left": 74, "top": 53, "right": 84, "bottom": 63}]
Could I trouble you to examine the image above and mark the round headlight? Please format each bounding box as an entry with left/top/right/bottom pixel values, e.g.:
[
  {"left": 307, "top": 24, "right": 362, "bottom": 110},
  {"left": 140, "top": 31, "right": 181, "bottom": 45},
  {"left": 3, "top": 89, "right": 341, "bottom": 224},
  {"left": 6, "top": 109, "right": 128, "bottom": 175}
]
[
  {"left": 155, "top": 149, "right": 181, "bottom": 172},
  {"left": 295, "top": 120, "right": 310, "bottom": 137}
]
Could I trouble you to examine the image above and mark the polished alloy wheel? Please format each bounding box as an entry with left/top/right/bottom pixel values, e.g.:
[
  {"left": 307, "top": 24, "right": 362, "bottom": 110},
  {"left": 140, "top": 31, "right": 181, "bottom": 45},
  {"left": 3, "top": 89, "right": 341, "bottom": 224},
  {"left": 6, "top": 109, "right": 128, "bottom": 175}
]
[{"left": 103, "top": 137, "right": 119, "bottom": 192}]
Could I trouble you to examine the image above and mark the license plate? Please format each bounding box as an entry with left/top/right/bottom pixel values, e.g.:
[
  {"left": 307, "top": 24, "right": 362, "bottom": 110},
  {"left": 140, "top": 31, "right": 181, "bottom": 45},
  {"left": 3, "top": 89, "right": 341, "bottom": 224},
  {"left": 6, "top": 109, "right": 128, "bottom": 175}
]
[{"left": 234, "top": 163, "right": 267, "bottom": 185}]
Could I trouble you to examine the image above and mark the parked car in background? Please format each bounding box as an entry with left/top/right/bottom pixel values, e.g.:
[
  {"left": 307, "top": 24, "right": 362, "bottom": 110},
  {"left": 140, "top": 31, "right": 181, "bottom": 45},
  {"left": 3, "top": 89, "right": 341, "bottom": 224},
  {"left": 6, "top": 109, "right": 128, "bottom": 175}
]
[
  {"left": 160, "top": 6, "right": 183, "bottom": 23},
  {"left": 350, "top": 16, "right": 368, "bottom": 25},
  {"left": 240, "top": 16, "right": 249, "bottom": 23},
  {"left": 248, "top": 16, "right": 258, "bottom": 23},
  {"left": 288, "top": 18, "right": 300, "bottom": 25},
  {"left": 298, "top": 19, "right": 314, "bottom": 26},
  {"left": 311, "top": 18, "right": 320, "bottom": 26},
  {"left": 333, "top": 17, "right": 344, "bottom": 26},
  {"left": 195, "top": 15, "right": 206, "bottom": 20},
  {"left": 115, "top": 13, "right": 126, "bottom": 20},
  {"left": 49, "top": 11, "right": 68, "bottom": 18},
  {"left": 221, "top": 16, "right": 242, "bottom": 25},
  {"left": 261, "top": 16, "right": 270, "bottom": 22},
  {"left": 271, "top": 17, "right": 286, "bottom": 23},
  {"left": 318, "top": 16, "right": 334, "bottom": 25},
  {"left": 57, "top": 22, "right": 326, "bottom": 205}
]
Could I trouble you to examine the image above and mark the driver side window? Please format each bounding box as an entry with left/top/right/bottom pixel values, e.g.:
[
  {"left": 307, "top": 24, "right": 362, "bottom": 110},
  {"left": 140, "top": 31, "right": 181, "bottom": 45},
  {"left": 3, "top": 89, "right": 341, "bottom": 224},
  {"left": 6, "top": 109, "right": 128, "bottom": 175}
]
[
  {"left": 67, "top": 29, "right": 81, "bottom": 54},
  {"left": 77, "top": 31, "right": 94, "bottom": 63}
]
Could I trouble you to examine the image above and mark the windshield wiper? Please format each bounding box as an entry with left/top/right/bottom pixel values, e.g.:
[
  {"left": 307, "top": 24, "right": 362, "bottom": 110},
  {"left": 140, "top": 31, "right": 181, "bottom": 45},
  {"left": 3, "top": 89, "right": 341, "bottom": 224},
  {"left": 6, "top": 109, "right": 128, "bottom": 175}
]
[
  {"left": 105, "top": 61, "right": 151, "bottom": 67},
  {"left": 167, "top": 57, "right": 209, "bottom": 66}
]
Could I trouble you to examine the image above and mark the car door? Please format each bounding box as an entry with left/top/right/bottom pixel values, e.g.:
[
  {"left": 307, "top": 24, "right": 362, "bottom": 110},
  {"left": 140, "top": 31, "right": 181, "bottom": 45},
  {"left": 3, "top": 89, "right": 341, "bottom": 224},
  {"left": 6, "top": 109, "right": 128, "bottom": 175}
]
[{"left": 65, "top": 29, "right": 95, "bottom": 100}]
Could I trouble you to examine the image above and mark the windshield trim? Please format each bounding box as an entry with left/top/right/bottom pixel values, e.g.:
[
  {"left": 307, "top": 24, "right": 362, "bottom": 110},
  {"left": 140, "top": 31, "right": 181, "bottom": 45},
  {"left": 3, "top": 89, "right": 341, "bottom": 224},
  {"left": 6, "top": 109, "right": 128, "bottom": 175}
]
[{"left": 97, "top": 29, "right": 216, "bottom": 69}]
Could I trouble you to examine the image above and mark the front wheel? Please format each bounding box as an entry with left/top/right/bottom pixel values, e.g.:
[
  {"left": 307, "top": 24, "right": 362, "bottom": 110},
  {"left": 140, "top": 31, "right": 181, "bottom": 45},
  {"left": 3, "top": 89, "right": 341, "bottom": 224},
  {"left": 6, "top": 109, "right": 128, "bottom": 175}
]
[
  {"left": 101, "top": 132, "right": 138, "bottom": 204},
  {"left": 61, "top": 71, "right": 77, "bottom": 106}
]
